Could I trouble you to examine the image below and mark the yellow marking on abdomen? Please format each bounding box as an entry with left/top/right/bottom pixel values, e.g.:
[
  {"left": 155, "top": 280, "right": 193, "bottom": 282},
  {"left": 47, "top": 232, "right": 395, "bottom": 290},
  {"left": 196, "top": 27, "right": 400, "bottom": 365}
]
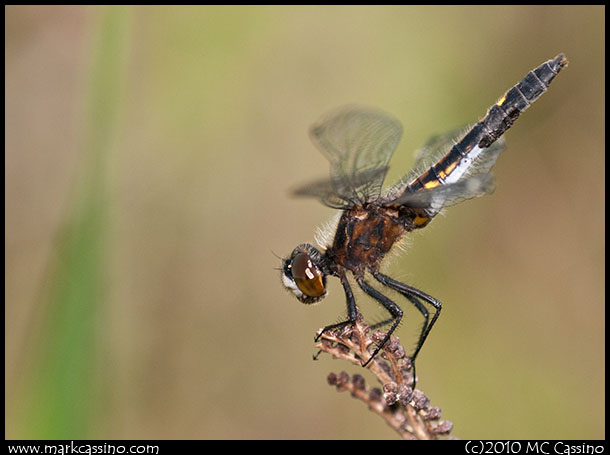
[
  {"left": 424, "top": 179, "right": 441, "bottom": 189},
  {"left": 414, "top": 215, "right": 429, "bottom": 226},
  {"left": 443, "top": 160, "right": 458, "bottom": 176},
  {"left": 496, "top": 94, "right": 507, "bottom": 106}
]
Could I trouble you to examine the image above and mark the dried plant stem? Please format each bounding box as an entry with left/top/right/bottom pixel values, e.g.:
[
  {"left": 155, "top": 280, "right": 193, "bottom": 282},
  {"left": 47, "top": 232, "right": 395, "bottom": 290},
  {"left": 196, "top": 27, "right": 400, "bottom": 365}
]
[{"left": 316, "top": 314, "right": 454, "bottom": 440}]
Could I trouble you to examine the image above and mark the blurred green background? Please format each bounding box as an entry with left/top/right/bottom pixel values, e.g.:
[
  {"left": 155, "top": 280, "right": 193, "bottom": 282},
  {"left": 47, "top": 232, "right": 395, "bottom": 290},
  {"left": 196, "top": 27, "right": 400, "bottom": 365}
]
[{"left": 5, "top": 5, "right": 604, "bottom": 440}]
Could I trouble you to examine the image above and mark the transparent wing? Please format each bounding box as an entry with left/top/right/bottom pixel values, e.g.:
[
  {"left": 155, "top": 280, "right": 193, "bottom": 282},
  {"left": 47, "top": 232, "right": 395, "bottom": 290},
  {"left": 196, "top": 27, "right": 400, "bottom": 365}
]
[
  {"left": 291, "top": 166, "right": 390, "bottom": 209},
  {"left": 388, "top": 128, "right": 506, "bottom": 195},
  {"left": 391, "top": 173, "right": 496, "bottom": 211},
  {"left": 308, "top": 105, "right": 403, "bottom": 206},
  {"left": 386, "top": 127, "right": 506, "bottom": 211},
  {"left": 383, "top": 127, "right": 507, "bottom": 216}
]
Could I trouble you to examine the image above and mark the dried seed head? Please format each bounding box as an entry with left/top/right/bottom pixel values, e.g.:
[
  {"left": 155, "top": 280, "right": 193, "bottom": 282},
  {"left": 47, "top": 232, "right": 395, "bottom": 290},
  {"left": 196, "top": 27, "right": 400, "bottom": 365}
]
[
  {"left": 337, "top": 371, "right": 349, "bottom": 386},
  {"left": 391, "top": 344, "right": 406, "bottom": 359},
  {"left": 423, "top": 406, "right": 442, "bottom": 421},
  {"left": 412, "top": 389, "right": 430, "bottom": 411},
  {"left": 397, "top": 384, "right": 413, "bottom": 406},
  {"left": 400, "top": 356, "right": 412, "bottom": 371},
  {"left": 371, "top": 330, "right": 386, "bottom": 345},
  {"left": 384, "top": 391, "right": 398, "bottom": 406},
  {"left": 387, "top": 337, "right": 401, "bottom": 352},
  {"left": 382, "top": 381, "right": 398, "bottom": 394},
  {"left": 351, "top": 374, "right": 366, "bottom": 390},
  {"left": 369, "top": 387, "right": 383, "bottom": 402},
  {"left": 401, "top": 371, "right": 414, "bottom": 387},
  {"left": 432, "top": 420, "right": 453, "bottom": 435}
]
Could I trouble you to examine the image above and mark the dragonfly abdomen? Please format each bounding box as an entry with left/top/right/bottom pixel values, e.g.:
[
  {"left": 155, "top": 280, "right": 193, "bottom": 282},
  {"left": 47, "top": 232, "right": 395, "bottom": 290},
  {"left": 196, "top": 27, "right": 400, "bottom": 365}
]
[
  {"left": 479, "top": 53, "right": 567, "bottom": 147},
  {"left": 407, "top": 54, "right": 568, "bottom": 193}
]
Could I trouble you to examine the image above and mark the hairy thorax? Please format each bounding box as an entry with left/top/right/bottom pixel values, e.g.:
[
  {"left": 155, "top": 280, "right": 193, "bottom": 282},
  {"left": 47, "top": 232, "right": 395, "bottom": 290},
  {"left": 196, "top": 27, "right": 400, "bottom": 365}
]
[{"left": 326, "top": 203, "right": 430, "bottom": 278}]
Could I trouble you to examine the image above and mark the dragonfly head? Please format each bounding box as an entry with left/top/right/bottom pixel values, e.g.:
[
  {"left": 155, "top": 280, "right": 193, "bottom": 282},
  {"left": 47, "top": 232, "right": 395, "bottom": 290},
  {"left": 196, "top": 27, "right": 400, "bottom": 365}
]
[{"left": 281, "top": 244, "right": 328, "bottom": 304}]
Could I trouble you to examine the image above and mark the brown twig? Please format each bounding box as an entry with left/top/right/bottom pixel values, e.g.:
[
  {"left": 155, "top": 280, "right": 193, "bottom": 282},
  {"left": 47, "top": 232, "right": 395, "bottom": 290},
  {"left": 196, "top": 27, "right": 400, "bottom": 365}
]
[{"left": 316, "top": 314, "right": 454, "bottom": 440}]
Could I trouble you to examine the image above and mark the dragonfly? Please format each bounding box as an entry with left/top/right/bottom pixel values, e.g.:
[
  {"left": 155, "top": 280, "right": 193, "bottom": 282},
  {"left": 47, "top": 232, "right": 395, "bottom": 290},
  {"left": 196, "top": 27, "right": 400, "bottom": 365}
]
[{"left": 280, "top": 54, "right": 567, "bottom": 373}]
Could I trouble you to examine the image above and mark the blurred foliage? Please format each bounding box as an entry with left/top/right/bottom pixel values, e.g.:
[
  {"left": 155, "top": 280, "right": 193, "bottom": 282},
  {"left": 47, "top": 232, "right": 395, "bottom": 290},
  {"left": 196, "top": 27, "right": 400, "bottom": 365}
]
[
  {"left": 8, "top": 6, "right": 130, "bottom": 438},
  {"left": 6, "top": 5, "right": 604, "bottom": 439}
]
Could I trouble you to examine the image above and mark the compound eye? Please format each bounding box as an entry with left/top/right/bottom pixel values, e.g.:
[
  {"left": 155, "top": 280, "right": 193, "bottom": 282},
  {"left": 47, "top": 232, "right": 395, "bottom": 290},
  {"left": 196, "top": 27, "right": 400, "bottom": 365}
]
[{"left": 291, "top": 252, "right": 325, "bottom": 298}]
